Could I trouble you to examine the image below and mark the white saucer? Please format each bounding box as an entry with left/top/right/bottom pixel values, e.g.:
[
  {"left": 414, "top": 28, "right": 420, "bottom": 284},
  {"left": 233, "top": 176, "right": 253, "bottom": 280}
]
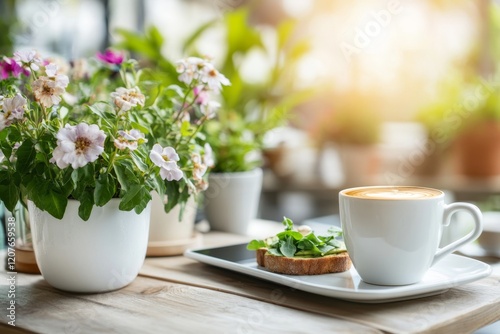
[{"left": 185, "top": 244, "right": 491, "bottom": 303}]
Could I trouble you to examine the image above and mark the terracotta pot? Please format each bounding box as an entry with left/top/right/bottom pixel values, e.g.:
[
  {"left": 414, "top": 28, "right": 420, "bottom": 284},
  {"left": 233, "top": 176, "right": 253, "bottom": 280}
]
[{"left": 454, "top": 122, "right": 500, "bottom": 178}]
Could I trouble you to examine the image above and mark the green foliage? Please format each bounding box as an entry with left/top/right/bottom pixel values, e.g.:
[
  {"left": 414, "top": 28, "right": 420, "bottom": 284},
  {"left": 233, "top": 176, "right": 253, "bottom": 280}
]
[
  {"left": 246, "top": 217, "right": 346, "bottom": 258},
  {"left": 195, "top": 9, "right": 315, "bottom": 172},
  {"left": 116, "top": 6, "right": 316, "bottom": 172}
]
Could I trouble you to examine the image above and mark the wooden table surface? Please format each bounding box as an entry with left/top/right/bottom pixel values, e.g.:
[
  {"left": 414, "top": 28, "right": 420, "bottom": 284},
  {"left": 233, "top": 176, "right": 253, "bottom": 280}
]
[{"left": 1, "top": 219, "right": 499, "bottom": 334}]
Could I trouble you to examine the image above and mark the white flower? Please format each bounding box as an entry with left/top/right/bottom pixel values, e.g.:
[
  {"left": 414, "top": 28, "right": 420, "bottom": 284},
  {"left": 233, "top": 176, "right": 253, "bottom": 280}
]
[
  {"left": 2, "top": 94, "right": 26, "bottom": 119},
  {"left": 176, "top": 57, "right": 205, "bottom": 84},
  {"left": 0, "top": 94, "right": 27, "bottom": 130},
  {"left": 50, "top": 123, "right": 106, "bottom": 169},
  {"left": 114, "top": 129, "right": 147, "bottom": 151},
  {"left": 45, "top": 63, "right": 69, "bottom": 88},
  {"left": 191, "top": 153, "right": 207, "bottom": 181},
  {"left": 203, "top": 143, "right": 214, "bottom": 168},
  {"left": 200, "top": 100, "right": 220, "bottom": 119},
  {"left": 13, "top": 49, "right": 43, "bottom": 71},
  {"left": 110, "top": 87, "right": 145, "bottom": 114},
  {"left": 195, "top": 178, "right": 208, "bottom": 192},
  {"left": 200, "top": 63, "right": 230, "bottom": 93},
  {"left": 32, "top": 76, "right": 67, "bottom": 108},
  {"left": 149, "top": 144, "right": 183, "bottom": 181}
]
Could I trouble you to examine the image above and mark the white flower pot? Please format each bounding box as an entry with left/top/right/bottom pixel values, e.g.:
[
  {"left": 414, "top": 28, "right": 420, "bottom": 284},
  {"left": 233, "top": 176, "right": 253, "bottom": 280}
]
[
  {"left": 28, "top": 199, "right": 151, "bottom": 293},
  {"left": 147, "top": 193, "right": 200, "bottom": 256},
  {"left": 204, "top": 168, "right": 263, "bottom": 235}
]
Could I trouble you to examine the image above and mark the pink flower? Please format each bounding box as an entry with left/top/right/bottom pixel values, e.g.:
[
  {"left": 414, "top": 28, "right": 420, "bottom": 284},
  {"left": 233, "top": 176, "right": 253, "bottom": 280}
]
[
  {"left": 0, "top": 57, "right": 29, "bottom": 79},
  {"left": 149, "top": 144, "right": 183, "bottom": 181},
  {"left": 50, "top": 123, "right": 106, "bottom": 169},
  {"left": 96, "top": 49, "right": 124, "bottom": 65},
  {"left": 193, "top": 86, "right": 210, "bottom": 105}
]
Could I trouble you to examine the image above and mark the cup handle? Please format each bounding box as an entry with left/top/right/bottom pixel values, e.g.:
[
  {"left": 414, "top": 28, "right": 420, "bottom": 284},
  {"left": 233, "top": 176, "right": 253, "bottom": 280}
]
[{"left": 432, "top": 202, "right": 483, "bottom": 266}]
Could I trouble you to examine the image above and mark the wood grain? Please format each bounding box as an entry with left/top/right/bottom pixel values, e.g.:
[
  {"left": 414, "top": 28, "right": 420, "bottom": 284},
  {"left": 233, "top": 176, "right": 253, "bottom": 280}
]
[
  {"left": 0, "top": 274, "right": 381, "bottom": 334},
  {"left": 140, "top": 256, "right": 500, "bottom": 334}
]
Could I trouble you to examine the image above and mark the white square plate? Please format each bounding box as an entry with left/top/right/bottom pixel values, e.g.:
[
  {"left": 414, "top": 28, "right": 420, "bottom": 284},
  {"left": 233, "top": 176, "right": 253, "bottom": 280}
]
[{"left": 184, "top": 243, "right": 491, "bottom": 303}]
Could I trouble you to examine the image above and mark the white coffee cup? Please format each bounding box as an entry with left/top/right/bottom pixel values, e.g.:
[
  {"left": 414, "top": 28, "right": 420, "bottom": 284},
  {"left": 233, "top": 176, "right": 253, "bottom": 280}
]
[{"left": 339, "top": 186, "right": 483, "bottom": 285}]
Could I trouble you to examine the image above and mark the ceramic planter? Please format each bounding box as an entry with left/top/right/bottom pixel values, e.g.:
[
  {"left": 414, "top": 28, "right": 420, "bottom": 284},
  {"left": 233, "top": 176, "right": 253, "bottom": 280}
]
[
  {"left": 147, "top": 193, "right": 200, "bottom": 256},
  {"left": 204, "top": 168, "right": 263, "bottom": 235},
  {"left": 29, "top": 199, "right": 151, "bottom": 293}
]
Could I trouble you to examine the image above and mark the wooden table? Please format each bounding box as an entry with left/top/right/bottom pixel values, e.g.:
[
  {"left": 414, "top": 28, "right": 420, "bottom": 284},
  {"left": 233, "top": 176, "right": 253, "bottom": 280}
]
[{"left": 1, "top": 220, "right": 499, "bottom": 334}]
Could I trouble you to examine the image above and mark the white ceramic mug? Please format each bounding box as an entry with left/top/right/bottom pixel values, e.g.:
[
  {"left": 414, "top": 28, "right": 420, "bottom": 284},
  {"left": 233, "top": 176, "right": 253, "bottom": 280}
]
[{"left": 339, "top": 186, "right": 483, "bottom": 285}]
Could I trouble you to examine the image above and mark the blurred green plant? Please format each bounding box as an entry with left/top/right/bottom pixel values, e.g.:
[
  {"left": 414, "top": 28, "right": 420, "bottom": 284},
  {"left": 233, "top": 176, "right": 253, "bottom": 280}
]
[
  {"left": 417, "top": 2, "right": 500, "bottom": 147},
  {"left": 0, "top": 0, "right": 17, "bottom": 55},
  {"left": 115, "top": 6, "right": 315, "bottom": 172},
  {"left": 416, "top": 71, "right": 500, "bottom": 149}
]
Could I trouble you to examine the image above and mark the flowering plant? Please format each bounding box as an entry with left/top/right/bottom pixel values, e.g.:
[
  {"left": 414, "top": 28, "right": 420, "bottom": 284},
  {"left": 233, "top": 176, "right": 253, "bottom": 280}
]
[{"left": 0, "top": 50, "right": 229, "bottom": 220}]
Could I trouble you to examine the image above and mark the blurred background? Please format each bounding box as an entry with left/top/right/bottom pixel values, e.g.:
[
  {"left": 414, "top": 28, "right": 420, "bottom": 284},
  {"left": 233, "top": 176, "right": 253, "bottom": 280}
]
[{"left": 2, "top": 0, "right": 500, "bottom": 223}]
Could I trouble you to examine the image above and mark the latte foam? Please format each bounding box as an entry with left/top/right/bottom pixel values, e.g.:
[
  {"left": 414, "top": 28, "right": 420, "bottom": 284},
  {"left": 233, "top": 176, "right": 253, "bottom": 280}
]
[{"left": 344, "top": 186, "right": 442, "bottom": 200}]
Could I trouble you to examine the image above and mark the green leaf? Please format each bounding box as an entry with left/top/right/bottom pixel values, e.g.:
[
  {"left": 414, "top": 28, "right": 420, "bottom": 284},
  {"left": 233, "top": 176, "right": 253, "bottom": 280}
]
[
  {"left": 276, "top": 230, "right": 303, "bottom": 241},
  {"left": 72, "top": 164, "right": 96, "bottom": 197},
  {"left": 78, "top": 191, "right": 94, "bottom": 221},
  {"left": 246, "top": 239, "right": 266, "bottom": 250},
  {"left": 267, "top": 248, "right": 282, "bottom": 256},
  {"left": 130, "top": 121, "right": 151, "bottom": 136},
  {"left": 28, "top": 182, "right": 68, "bottom": 219},
  {"left": 147, "top": 25, "right": 164, "bottom": 50},
  {"left": 277, "top": 19, "right": 296, "bottom": 50},
  {"left": 119, "top": 184, "right": 151, "bottom": 213},
  {"left": 94, "top": 173, "right": 116, "bottom": 206},
  {"left": 164, "top": 182, "right": 180, "bottom": 213},
  {"left": 15, "top": 139, "right": 36, "bottom": 174},
  {"left": 180, "top": 120, "right": 194, "bottom": 136},
  {"left": 130, "top": 151, "right": 148, "bottom": 173},
  {"left": 280, "top": 235, "right": 296, "bottom": 258},
  {"left": 114, "top": 160, "right": 139, "bottom": 192},
  {"left": 182, "top": 19, "right": 218, "bottom": 53},
  {"left": 60, "top": 168, "right": 75, "bottom": 197},
  {"left": 301, "top": 231, "right": 323, "bottom": 245},
  {"left": 282, "top": 216, "right": 294, "bottom": 230},
  {"left": 0, "top": 179, "right": 19, "bottom": 212}
]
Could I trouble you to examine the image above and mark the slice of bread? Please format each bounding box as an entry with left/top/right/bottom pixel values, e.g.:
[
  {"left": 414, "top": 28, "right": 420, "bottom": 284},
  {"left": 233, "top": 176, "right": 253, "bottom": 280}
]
[{"left": 255, "top": 248, "right": 352, "bottom": 275}]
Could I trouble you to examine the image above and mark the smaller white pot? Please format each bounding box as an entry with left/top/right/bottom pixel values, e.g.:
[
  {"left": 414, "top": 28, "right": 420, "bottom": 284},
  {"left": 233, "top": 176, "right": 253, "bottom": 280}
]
[
  {"left": 29, "top": 199, "right": 150, "bottom": 293},
  {"left": 147, "top": 193, "right": 199, "bottom": 256},
  {"left": 204, "top": 168, "right": 263, "bottom": 235}
]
